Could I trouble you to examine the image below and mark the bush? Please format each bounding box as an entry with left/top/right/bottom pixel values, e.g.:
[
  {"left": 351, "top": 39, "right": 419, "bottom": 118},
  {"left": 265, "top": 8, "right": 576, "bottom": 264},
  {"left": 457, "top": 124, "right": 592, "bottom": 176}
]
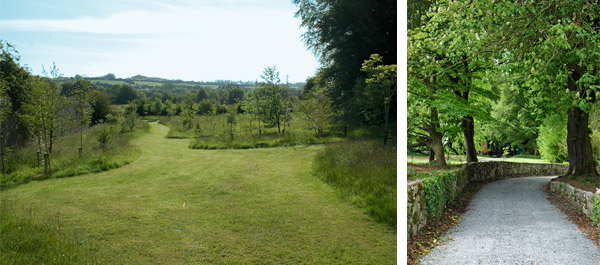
[
  {"left": 537, "top": 114, "right": 568, "bottom": 163},
  {"left": 313, "top": 140, "right": 396, "bottom": 227}
]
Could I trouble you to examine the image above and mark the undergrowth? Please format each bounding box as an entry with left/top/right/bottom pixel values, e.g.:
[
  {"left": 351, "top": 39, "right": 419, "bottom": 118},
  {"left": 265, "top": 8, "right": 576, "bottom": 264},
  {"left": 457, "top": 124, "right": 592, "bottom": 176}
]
[
  {"left": 1, "top": 120, "right": 148, "bottom": 189},
  {"left": 313, "top": 140, "right": 396, "bottom": 227}
]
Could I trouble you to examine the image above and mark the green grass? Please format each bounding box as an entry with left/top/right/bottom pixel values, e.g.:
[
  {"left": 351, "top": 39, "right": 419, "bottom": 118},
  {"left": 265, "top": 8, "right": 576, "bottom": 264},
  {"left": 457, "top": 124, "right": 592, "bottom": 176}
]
[
  {"left": 0, "top": 122, "right": 396, "bottom": 264},
  {"left": 157, "top": 114, "right": 345, "bottom": 149},
  {"left": 1, "top": 121, "right": 148, "bottom": 189},
  {"left": 500, "top": 154, "right": 551, "bottom": 163},
  {"left": 0, "top": 199, "right": 104, "bottom": 264},
  {"left": 313, "top": 140, "right": 397, "bottom": 227}
]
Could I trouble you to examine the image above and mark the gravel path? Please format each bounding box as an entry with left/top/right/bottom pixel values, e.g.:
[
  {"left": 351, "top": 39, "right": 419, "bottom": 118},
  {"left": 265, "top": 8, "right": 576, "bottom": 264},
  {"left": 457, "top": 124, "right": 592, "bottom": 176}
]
[{"left": 419, "top": 176, "right": 600, "bottom": 265}]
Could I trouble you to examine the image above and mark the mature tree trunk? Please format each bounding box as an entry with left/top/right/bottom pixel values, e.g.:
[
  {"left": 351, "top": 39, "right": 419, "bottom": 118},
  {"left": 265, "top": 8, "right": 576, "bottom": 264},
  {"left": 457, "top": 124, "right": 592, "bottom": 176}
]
[
  {"left": 462, "top": 115, "right": 478, "bottom": 163},
  {"left": 565, "top": 106, "right": 599, "bottom": 178},
  {"left": 408, "top": 107, "right": 447, "bottom": 166},
  {"left": 429, "top": 148, "right": 435, "bottom": 162},
  {"left": 428, "top": 107, "right": 447, "bottom": 165},
  {"left": 564, "top": 68, "right": 599, "bottom": 179}
]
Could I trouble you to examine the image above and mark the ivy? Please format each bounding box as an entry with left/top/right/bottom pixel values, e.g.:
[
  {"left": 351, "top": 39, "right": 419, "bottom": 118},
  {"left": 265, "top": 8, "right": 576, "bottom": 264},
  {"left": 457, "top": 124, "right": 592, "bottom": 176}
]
[
  {"left": 592, "top": 195, "right": 600, "bottom": 226},
  {"left": 423, "top": 171, "right": 459, "bottom": 218}
]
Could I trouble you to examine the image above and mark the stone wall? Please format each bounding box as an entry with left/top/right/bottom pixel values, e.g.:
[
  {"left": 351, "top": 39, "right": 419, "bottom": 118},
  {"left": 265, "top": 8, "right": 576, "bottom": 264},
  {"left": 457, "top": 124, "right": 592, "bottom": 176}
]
[
  {"left": 550, "top": 181, "right": 600, "bottom": 220},
  {"left": 464, "top": 162, "right": 569, "bottom": 182},
  {"left": 407, "top": 162, "right": 569, "bottom": 240},
  {"left": 407, "top": 180, "right": 427, "bottom": 240}
]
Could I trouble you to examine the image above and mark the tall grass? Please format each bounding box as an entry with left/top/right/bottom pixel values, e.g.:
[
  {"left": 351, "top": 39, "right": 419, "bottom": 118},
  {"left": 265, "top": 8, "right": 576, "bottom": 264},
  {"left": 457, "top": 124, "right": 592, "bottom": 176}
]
[
  {"left": 1, "top": 120, "right": 148, "bottom": 189},
  {"left": 313, "top": 140, "right": 397, "bottom": 227},
  {"left": 0, "top": 198, "right": 103, "bottom": 264}
]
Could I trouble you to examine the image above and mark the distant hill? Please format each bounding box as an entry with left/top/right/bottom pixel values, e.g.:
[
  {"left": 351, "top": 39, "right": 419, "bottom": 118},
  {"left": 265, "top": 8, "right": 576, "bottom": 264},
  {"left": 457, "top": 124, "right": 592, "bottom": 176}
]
[{"left": 63, "top": 74, "right": 305, "bottom": 91}]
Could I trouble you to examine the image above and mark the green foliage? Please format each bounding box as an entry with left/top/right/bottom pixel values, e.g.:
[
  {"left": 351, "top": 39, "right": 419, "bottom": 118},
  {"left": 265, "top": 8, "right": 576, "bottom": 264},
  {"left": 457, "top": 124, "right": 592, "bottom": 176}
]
[
  {"left": 593, "top": 196, "right": 600, "bottom": 226},
  {"left": 296, "top": 88, "right": 334, "bottom": 137},
  {"left": 360, "top": 54, "right": 397, "bottom": 125},
  {"left": 422, "top": 171, "right": 460, "bottom": 218},
  {"left": 0, "top": 121, "right": 147, "bottom": 189},
  {"left": 538, "top": 114, "right": 568, "bottom": 163},
  {"left": 292, "top": 0, "right": 396, "bottom": 124},
  {"left": 313, "top": 140, "right": 396, "bottom": 227}
]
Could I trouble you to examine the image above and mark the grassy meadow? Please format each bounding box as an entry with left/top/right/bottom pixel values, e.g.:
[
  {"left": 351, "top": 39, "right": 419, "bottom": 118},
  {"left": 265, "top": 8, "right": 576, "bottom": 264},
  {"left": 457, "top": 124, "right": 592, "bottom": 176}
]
[
  {"left": 1, "top": 120, "right": 148, "bottom": 189},
  {"left": 1, "top": 122, "right": 396, "bottom": 264},
  {"left": 154, "top": 114, "right": 375, "bottom": 149}
]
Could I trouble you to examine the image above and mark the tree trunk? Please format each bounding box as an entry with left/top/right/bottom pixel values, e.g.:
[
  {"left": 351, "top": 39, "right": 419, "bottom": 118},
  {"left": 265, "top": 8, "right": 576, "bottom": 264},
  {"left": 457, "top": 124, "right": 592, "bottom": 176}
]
[
  {"left": 258, "top": 118, "right": 261, "bottom": 137},
  {"left": 430, "top": 135, "right": 446, "bottom": 165},
  {"left": 462, "top": 115, "right": 478, "bottom": 163},
  {"left": 565, "top": 106, "right": 599, "bottom": 178},
  {"left": 429, "top": 148, "right": 435, "bottom": 162},
  {"left": 428, "top": 107, "right": 447, "bottom": 165},
  {"left": 49, "top": 130, "right": 53, "bottom": 154}
]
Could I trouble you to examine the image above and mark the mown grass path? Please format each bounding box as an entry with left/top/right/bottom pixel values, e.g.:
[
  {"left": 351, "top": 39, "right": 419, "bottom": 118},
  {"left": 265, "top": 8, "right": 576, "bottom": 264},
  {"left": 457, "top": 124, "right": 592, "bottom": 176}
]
[{"left": 3, "top": 122, "right": 396, "bottom": 264}]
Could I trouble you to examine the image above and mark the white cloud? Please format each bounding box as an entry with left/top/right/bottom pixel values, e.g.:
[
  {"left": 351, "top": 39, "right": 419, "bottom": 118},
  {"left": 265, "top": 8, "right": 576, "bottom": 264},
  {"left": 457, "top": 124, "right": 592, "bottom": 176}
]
[{"left": 3, "top": 3, "right": 319, "bottom": 82}]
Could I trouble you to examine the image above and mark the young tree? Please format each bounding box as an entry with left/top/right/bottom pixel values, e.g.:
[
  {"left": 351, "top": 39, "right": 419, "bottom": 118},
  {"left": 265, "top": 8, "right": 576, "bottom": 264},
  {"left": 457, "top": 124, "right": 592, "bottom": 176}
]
[
  {"left": 242, "top": 88, "right": 265, "bottom": 136},
  {"left": 297, "top": 87, "right": 334, "bottom": 138},
  {"left": 259, "top": 66, "right": 285, "bottom": 134},
  {"left": 226, "top": 104, "right": 237, "bottom": 140},
  {"left": 22, "top": 73, "right": 64, "bottom": 175},
  {"left": 71, "top": 80, "right": 92, "bottom": 157},
  {"left": 41, "top": 62, "right": 65, "bottom": 155}
]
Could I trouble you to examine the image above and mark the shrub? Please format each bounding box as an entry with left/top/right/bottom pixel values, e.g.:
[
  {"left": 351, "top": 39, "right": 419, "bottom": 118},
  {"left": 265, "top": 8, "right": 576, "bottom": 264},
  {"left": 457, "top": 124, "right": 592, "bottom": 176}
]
[{"left": 537, "top": 114, "right": 568, "bottom": 163}]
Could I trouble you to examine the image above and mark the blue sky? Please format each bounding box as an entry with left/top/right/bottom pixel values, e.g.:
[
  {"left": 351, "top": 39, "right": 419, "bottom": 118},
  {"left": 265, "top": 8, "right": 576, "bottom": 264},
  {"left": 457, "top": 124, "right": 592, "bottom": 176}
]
[{"left": 0, "top": 0, "right": 320, "bottom": 82}]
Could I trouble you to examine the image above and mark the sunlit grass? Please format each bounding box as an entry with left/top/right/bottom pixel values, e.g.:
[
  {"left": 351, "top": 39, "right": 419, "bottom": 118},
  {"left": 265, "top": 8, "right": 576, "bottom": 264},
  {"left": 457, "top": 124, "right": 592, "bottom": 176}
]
[
  {"left": 1, "top": 120, "right": 148, "bottom": 189},
  {"left": 0, "top": 123, "right": 396, "bottom": 264}
]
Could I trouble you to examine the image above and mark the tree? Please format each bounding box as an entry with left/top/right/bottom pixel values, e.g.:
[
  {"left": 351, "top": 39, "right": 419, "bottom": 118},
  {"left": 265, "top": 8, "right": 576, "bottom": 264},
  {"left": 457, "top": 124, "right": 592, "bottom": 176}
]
[
  {"left": 195, "top": 87, "right": 208, "bottom": 103},
  {"left": 0, "top": 41, "right": 31, "bottom": 147},
  {"left": 292, "top": 0, "right": 396, "bottom": 124},
  {"left": 297, "top": 87, "right": 334, "bottom": 138},
  {"left": 21, "top": 70, "right": 65, "bottom": 175},
  {"left": 226, "top": 105, "right": 237, "bottom": 139},
  {"left": 72, "top": 80, "right": 92, "bottom": 157},
  {"left": 88, "top": 90, "right": 113, "bottom": 125},
  {"left": 114, "top": 84, "right": 137, "bottom": 105},
  {"left": 41, "top": 62, "right": 65, "bottom": 155},
  {"left": 242, "top": 88, "right": 265, "bottom": 136},
  {"left": 409, "top": 0, "right": 497, "bottom": 163},
  {"left": 259, "top": 67, "right": 286, "bottom": 134},
  {"left": 361, "top": 54, "right": 397, "bottom": 145},
  {"left": 301, "top": 76, "right": 316, "bottom": 99},
  {"left": 225, "top": 87, "right": 245, "bottom": 105},
  {"left": 482, "top": 0, "right": 600, "bottom": 178},
  {"left": 0, "top": 73, "right": 11, "bottom": 173}
]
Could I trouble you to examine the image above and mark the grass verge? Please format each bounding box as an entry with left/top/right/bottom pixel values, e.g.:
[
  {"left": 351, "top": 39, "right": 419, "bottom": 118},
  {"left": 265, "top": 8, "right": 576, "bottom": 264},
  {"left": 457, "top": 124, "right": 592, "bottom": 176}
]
[{"left": 313, "top": 140, "right": 396, "bottom": 227}]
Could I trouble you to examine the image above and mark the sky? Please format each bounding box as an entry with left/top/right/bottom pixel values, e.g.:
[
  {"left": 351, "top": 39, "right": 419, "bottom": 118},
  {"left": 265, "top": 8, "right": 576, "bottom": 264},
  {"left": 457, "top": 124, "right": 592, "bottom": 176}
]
[{"left": 0, "top": 0, "right": 321, "bottom": 83}]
